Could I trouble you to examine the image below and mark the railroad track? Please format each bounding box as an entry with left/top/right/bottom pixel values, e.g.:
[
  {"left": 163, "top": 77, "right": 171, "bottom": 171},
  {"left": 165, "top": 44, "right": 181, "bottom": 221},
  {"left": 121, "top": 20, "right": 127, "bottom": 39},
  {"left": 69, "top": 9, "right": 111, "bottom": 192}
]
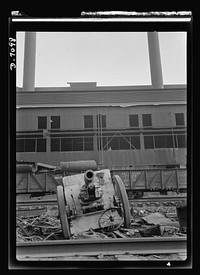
[
  {"left": 16, "top": 195, "right": 187, "bottom": 207},
  {"left": 16, "top": 236, "right": 187, "bottom": 260}
]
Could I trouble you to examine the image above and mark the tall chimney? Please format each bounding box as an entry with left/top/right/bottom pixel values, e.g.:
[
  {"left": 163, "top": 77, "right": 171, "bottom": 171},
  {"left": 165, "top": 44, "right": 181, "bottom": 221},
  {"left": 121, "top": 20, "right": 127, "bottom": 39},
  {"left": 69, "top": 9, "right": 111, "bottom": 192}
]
[
  {"left": 22, "top": 32, "right": 36, "bottom": 91},
  {"left": 147, "top": 32, "right": 164, "bottom": 89}
]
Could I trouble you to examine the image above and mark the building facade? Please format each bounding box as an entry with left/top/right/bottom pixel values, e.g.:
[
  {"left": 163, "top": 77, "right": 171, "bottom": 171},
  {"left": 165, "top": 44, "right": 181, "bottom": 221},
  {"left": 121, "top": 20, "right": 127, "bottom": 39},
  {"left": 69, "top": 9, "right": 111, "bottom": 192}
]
[{"left": 16, "top": 83, "right": 187, "bottom": 170}]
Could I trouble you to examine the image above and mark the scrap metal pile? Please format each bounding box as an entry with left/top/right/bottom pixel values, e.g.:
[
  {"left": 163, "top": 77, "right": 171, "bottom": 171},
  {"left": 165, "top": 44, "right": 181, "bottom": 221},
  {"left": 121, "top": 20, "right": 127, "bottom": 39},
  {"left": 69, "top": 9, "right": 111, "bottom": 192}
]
[
  {"left": 16, "top": 202, "right": 186, "bottom": 242},
  {"left": 16, "top": 209, "right": 62, "bottom": 242}
]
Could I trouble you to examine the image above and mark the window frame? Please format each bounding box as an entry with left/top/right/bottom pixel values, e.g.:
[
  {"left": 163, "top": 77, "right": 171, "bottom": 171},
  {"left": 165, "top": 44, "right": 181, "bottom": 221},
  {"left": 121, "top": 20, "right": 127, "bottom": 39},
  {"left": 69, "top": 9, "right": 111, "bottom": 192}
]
[
  {"left": 51, "top": 138, "right": 60, "bottom": 152},
  {"left": 175, "top": 113, "right": 185, "bottom": 126},
  {"left": 36, "top": 138, "right": 47, "bottom": 152},
  {"left": 176, "top": 134, "right": 186, "bottom": 148},
  {"left": 154, "top": 135, "right": 166, "bottom": 148},
  {"left": 129, "top": 114, "right": 139, "bottom": 128},
  {"left": 50, "top": 116, "right": 60, "bottom": 130},
  {"left": 84, "top": 115, "right": 93, "bottom": 129},
  {"left": 142, "top": 114, "right": 152, "bottom": 127},
  {"left": 24, "top": 138, "right": 36, "bottom": 152},
  {"left": 84, "top": 137, "right": 94, "bottom": 151},
  {"left": 16, "top": 138, "right": 25, "bottom": 152},
  {"left": 38, "top": 116, "right": 47, "bottom": 130},
  {"left": 144, "top": 135, "right": 154, "bottom": 149}
]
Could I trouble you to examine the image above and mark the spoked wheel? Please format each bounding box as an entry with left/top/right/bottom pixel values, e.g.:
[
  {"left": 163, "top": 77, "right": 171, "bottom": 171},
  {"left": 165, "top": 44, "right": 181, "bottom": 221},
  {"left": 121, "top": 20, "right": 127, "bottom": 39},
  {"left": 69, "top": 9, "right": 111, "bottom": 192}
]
[
  {"left": 99, "top": 207, "right": 124, "bottom": 231},
  {"left": 113, "top": 175, "right": 131, "bottom": 228},
  {"left": 56, "top": 185, "right": 71, "bottom": 239}
]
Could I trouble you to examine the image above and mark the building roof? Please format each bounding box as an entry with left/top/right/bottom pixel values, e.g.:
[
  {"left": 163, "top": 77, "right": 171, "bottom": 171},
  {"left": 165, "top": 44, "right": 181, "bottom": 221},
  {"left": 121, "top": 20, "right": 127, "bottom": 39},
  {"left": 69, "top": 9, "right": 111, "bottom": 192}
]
[{"left": 16, "top": 84, "right": 187, "bottom": 108}]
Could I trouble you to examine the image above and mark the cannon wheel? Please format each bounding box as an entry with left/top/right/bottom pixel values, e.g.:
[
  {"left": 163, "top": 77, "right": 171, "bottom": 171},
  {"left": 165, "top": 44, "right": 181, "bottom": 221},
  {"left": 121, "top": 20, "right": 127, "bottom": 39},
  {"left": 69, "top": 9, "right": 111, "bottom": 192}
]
[
  {"left": 99, "top": 207, "right": 124, "bottom": 231},
  {"left": 113, "top": 175, "right": 131, "bottom": 228},
  {"left": 57, "top": 185, "right": 71, "bottom": 239}
]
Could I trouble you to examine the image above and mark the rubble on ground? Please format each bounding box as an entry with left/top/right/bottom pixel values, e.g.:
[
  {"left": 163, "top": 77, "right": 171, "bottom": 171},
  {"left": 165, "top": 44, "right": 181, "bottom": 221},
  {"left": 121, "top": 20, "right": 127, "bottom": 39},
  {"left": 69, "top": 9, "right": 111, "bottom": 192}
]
[{"left": 16, "top": 202, "right": 186, "bottom": 242}]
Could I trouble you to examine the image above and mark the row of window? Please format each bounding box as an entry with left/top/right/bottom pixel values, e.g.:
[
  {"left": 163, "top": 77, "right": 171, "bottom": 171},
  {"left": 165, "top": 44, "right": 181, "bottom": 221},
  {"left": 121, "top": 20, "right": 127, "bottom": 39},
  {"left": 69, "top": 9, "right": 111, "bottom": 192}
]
[
  {"left": 38, "top": 115, "right": 106, "bottom": 130},
  {"left": 16, "top": 138, "right": 47, "bottom": 152},
  {"left": 16, "top": 133, "right": 186, "bottom": 152},
  {"left": 98, "top": 134, "right": 186, "bottom": 150},
  {"left": 37, "top": 113, "right": 185, "bottom": 130}
]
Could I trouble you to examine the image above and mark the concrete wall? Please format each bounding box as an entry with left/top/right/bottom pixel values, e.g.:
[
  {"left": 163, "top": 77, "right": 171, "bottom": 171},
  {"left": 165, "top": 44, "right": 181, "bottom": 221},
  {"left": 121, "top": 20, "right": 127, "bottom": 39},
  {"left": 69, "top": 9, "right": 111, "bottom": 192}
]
[{"left": 16, "top": 105, "right": 187, "bottom": 131}]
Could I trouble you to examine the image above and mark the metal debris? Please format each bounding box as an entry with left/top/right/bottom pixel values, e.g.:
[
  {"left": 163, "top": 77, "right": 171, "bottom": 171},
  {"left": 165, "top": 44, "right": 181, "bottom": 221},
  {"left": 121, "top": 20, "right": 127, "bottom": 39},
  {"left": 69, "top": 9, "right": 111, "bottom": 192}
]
[
  {"left": 72, "top": 229, "right": 109, "bottom": 240},
  {"left": 16, "top": 210, "right": 62, "bottom": 242},
  {"left": 16, "top": 200, "right": 185, "bottom": 241}
]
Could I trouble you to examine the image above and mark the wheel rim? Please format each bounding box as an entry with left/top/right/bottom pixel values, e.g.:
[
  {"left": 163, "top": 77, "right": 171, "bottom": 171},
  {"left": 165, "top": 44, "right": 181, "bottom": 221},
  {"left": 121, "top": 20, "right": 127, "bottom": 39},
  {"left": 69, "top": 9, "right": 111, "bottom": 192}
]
[
  {"left": 99, "top": 207, "right": 124, "bottom": 231},
  {"left": 57, "top": 185, "right": 71, "bottom": 239},
  {"left": 113, "top": 175, "right": 131, "bottom": 228}
]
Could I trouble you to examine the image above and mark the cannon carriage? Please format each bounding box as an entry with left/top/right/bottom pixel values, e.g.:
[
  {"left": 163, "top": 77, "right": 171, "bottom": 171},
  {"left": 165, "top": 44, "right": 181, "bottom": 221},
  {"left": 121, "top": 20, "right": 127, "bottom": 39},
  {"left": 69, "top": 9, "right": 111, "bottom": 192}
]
[{"left": 57, "top": 169, "right": 131, "bottom": 239}]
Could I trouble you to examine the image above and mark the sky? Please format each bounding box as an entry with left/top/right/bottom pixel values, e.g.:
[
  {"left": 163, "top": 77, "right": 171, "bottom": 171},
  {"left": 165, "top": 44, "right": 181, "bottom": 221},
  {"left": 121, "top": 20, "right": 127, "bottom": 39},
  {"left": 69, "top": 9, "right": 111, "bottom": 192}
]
[{"left": 16, "top": 31, "right": 187, "bottom": 87}]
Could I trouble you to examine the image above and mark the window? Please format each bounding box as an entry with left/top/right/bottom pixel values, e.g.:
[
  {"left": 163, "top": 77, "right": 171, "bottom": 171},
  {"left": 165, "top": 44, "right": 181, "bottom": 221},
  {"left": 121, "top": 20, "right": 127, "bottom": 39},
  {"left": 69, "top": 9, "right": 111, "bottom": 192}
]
[
  {"left": 51, "top": 116, "right": 60, "bottom": 129},
  {"left": 97, "top": 115, "right": 106, "bottom": 129},
  {"left": 119, "top": 137, "right": 130, "bottom": 150},
  {"left": 61, "top": 138, "right": 73, "bottom": 151},
  {"left": 16, "top": 139, "right": 24, "bottom": 152},
  {"left": 175, "top": 113, "right": 185, "bottom": 126},
  {"left": 84, "top": 137, "right": 93, "bottom": 151},
  {"left": 84, "top": 115, "right": 93, "bottom": 128},
  {"left": 154, "top": 136, "right": 166, "bottom": 148},
  {"left": 36, "top": 138, "right": 46, "bottom": 152},
  {"left": 176, "top": 134, "right": 186, "bottom": 148},
  {"left": 108, "top": 137, "right": 120, "bottom": 150},
  {"left": 142, "top": 114, "right": 152, "bottom": 127},
  {"left": 38, "top": 116, "right": 47, "bottom": 130},
  {"left": 51, "top": 138, "right": 60, "bottom": 151},
  {"left": 98, "top": 135, "right": 140, "bottom": 150},
  {"left": 130, "top": 136, "right": 141, "bottom": 149},
  {"left": 144, "top": 136, "right": 154, "bottom": 149},
  {"left": 165, "top": 135, "right": 174, "bottom": 148},
  {"left": 25, "top": 139, "right": 35, "bottom": 152},
  {"left": 129, "top": 115, "right": 139, "bottom": 127},
  {"left": 61, "top": 137, "right": 93, "bottom": 152},
  {"left": 16, "top": 138, "right": 46, "bottom": 152},
  {"left": 73, "top": 138, "right": 83, "bottom": 151}
]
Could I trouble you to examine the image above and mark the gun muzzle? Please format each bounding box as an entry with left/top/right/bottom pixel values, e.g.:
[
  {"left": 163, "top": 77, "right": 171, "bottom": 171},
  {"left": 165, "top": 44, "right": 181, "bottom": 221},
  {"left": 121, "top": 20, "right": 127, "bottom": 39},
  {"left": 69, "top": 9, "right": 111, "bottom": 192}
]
[{"left": 84, "top": 170, "right": 95, "bottom": 185}]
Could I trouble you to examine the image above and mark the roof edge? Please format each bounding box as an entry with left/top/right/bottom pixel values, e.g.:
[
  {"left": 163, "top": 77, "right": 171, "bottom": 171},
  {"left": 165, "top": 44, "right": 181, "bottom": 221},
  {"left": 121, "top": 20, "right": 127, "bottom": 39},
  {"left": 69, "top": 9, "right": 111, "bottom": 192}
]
[{"left": 16, "top": 84, "right": 187, "bottom": 93}]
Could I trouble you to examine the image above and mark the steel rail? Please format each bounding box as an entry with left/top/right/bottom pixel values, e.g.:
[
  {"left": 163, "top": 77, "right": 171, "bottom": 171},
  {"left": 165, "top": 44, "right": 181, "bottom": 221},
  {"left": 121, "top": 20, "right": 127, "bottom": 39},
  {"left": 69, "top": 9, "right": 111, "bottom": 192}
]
[
  {"left": 16, "top": 236, "right": 186, "bottom": 259},
  {"left": 129, "top": 195, "right": 187, "bottom": 204},
  {"left": 16, "top": 195, "right": 187, "bottom": 207},
  {"left": 17, "top": 199, "right": 58, "bottom": 207}
]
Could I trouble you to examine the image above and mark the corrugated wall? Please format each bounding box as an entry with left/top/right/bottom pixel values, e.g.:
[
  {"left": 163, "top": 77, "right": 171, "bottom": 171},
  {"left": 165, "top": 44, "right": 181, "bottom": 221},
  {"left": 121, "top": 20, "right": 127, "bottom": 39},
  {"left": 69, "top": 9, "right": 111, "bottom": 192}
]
[{"left": 16, "top": 148, "right": 186, "bottom": 169}]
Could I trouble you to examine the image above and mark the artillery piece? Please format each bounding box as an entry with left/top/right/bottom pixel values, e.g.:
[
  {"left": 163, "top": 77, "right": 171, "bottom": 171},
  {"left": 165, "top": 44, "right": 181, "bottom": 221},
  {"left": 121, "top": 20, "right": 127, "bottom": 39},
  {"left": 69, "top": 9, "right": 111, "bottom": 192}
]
[{"left": 57, "top": 169, "right": 131, "bottom": 239}]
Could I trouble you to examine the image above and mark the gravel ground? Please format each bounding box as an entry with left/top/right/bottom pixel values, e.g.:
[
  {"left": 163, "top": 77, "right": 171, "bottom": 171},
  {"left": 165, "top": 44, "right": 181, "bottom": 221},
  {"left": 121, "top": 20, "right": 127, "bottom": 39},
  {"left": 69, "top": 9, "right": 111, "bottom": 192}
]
[{"left": 18, "top": 253, "right": 187, "bottom": 261}]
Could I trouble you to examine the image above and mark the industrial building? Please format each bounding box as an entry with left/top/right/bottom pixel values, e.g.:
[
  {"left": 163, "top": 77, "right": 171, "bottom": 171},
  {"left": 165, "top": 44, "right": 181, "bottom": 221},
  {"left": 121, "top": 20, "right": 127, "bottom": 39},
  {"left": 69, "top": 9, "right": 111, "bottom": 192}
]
[
  {"left": 16, "top": 82, "right": 186, "bottom": 169},
  {"left": 16, "top": 32, "right": 187, "bottom": 170}
]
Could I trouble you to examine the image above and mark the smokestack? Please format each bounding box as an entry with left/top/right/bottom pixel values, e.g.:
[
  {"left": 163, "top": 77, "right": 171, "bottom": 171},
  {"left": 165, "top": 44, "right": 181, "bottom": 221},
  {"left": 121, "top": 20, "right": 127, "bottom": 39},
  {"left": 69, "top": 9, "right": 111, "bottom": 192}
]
[
  {"left": 22, "top": 32, "right": 36, "bottom": 91},
  {"left": 147, "top": 32, "right": 164, "bottom": 89}
]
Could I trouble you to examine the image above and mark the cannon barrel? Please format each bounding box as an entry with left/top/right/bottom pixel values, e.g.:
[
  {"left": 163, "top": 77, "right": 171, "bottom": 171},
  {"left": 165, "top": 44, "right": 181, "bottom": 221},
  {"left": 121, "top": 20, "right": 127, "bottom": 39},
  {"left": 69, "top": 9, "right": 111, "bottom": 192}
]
[{"left": 84, "top": 170, "right": 95, "bottom": 185}]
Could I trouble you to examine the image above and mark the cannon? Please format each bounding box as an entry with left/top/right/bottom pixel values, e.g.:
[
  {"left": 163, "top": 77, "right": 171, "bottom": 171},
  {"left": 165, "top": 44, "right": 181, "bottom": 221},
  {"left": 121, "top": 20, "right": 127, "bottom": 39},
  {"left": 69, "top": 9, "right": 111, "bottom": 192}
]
[{"left": 56, "top": 169, "right": 131, "bottom": 239}]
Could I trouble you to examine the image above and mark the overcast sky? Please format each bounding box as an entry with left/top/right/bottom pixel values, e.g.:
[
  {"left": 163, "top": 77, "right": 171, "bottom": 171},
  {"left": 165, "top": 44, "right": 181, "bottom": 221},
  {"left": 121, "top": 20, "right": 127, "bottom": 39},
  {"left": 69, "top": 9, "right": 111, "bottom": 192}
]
[{"left": 16, "top": 31, "right": 186, "bottom": 87}]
